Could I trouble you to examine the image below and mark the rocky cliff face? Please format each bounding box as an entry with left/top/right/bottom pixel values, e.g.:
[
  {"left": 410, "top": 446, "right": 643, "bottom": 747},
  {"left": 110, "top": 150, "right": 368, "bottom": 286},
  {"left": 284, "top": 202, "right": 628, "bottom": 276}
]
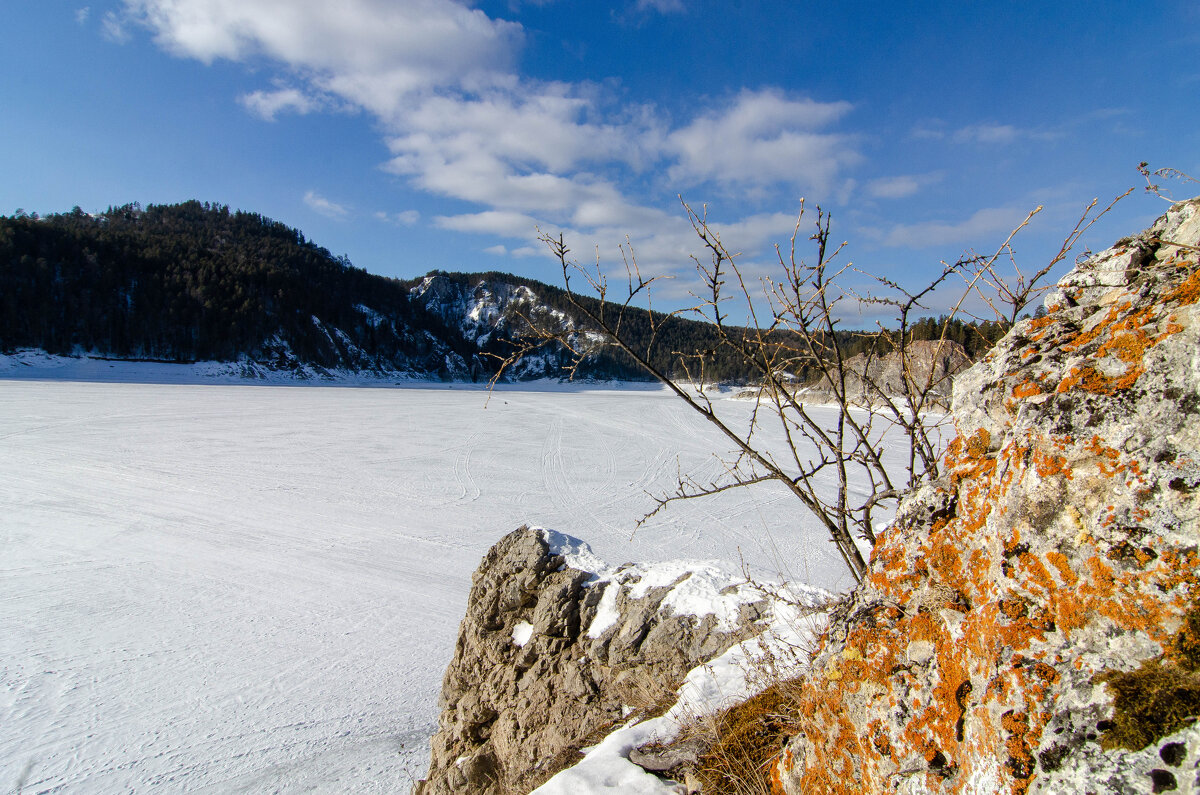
[
  {"left": 409, "top": 274, "right": 608, "bottom": 380},
  {"left": 773, "top": 198, "right": 1200, "bottom": 793},
  {"left": 413, "top": 527, "right": 775, "bottom": 795},
  {"left": 803, "top": 339, "right": 973, "bottom": 409}
]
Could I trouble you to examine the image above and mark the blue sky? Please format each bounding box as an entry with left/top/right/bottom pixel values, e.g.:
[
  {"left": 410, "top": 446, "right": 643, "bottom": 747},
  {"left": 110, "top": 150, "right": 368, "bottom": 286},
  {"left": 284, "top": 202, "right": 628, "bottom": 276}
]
[{"left": 3, "top": 1, "right": 1198, "bottom": 319}]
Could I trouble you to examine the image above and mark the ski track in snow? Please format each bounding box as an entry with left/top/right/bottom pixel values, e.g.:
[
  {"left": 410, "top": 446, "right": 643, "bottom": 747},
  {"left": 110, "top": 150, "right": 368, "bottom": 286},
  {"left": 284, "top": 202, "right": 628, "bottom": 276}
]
[{"left": 0, "top": 378, "right": 895, "bottom": 793}]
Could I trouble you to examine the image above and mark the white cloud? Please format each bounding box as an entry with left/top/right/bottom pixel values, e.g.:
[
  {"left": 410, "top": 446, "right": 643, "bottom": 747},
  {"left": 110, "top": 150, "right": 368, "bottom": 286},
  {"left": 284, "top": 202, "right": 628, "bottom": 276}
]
[
  {"left": 914, "top": 120, "right": 1056, "bottom": 146},
  {"left": 910, "top": 122, "right": 943, "bottom": 140},
  {"left": 239, "top": 86, "right": 321, "bottom": 120},
  {"left": 76, "top": 7, "right": 91, "bottom": 24},
  {"left": 395, "top": 88, "right": 656, "bottom": 174},
  {"left": 666, "top": 89, "right": 859, "bottom": 192},
  {"left": 865, "top": 172, "right": 942, "bottom": 200},
  {"left": 382, "top": 86, "right": 856, "bottom": 231},
  {"left": 374, "top": 209, "right": 420, "bottom": 226},
  {"left": 386, "top": 117, "right": 668, "bottom": 232},
  {"left": 483, "top": 244, "right": 509, "bottom": 256},
  {"left": 881, "top": 206, "right": 1027, "bottom": 248},
  {"left": 434, "top": 210, "right": 542, "bottom": 236},
  {"left": 102, "top": 10, "right": 131, "bottom": 42},
  {"left": 866, "top": 175, "right": 919, "bottom": 199},
  {"left": 121, "top": 0, "right": 864, "bottom": 271},
  {"left": 303, "top": 190, "right": 350, "bottom": 219},
  {"left": 713, "top": 211, "right": 804, "bottom": 252},
  {"left": 123, "top": 0, "right": 523, "bottom": 120}
]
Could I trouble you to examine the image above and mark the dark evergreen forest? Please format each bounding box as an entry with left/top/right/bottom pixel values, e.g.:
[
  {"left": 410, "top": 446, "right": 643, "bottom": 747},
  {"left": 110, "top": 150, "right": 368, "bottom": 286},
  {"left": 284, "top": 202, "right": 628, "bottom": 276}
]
[
  {"left": 0, "top": 201, "right": 483, "bottom": 373},
  {"left": 0, "top": 201, "right": 1007, "bottom": 381}
]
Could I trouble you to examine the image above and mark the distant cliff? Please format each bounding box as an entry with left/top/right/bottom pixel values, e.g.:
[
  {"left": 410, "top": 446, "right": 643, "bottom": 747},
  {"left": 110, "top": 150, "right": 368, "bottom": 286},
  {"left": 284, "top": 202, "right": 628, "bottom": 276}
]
[{"left": 798, "top": 338, "right": 973, "bottom": 409}]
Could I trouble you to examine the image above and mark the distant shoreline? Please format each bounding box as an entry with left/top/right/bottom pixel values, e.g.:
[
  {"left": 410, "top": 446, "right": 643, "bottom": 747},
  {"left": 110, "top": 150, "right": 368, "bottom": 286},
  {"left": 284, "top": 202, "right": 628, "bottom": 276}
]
[{"left": 0, "top": 348, "right": 672, "bottom": 393}]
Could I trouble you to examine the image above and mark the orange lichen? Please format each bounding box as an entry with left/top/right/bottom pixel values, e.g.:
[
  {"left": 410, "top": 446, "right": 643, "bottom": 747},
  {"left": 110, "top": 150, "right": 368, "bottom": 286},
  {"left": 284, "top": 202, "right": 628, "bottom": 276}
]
[
  {"left": 1006, "top": 379, "right": 1049, "bottom": 413},
  {"left": 1046, "top": 551, "right": 1077, "bottom": 587},
  {"left": 1032, "top": 447, "right": 1071, "bottom": 479},
  {"left": 1164, "top": 268, "right": 1200, "bottom": 306},
  {"left": 1086, "top": 435, "right": 1124, "bottom": 476},
  {"left": 772, "top": 248, "right": 1200, "bottom": 794},
  {"left": 1011, "top": 379, "right": 1044, "bottom": 399},
  {"left": 1001, "top": 710, "right": 1036, "bottom": 793},
  {"left": 1024, "top": 314, "right": 1058, "bottom": 342},
  {"left": 1045, "top": 267, "right": 1196, "bottom": 396},
  {"left": 946, "top": 428, "right": 996, "bottom": 489}
]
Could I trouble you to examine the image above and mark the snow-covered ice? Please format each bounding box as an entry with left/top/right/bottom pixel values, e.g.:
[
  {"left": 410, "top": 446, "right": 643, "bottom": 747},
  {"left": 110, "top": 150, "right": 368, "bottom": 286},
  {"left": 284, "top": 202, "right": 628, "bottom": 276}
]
[{"left": 0, "top": 367, "right": 893, "bottom": 792}]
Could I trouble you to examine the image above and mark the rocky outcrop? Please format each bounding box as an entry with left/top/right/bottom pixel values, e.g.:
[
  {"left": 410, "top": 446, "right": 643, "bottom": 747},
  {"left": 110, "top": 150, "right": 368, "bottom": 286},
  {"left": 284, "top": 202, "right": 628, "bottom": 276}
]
[
  {"left": 773, "top": 198, "right": 1200, "bottom": 793},
  {"left": 413, "top": 527, "right": 772, "bottom": 795}
]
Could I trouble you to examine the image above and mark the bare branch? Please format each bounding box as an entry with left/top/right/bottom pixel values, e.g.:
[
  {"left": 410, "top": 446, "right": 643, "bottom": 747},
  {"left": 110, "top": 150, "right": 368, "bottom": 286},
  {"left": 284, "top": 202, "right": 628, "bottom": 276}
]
[{"left": 493, "top": 188, "right": 1134, "bottom": 585}]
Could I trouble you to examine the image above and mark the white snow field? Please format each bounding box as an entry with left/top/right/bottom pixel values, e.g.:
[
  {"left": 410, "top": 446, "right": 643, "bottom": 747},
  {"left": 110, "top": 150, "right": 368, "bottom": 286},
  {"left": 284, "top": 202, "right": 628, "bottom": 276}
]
[{"left": 0, "top": 370, "right": 907, "bottom": 793}]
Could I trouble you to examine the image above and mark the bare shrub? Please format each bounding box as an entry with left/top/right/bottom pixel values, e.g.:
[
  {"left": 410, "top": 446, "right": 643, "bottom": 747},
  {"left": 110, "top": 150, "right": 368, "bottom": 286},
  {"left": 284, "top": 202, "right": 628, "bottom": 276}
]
[
  {"left": 1139, "top": 162, "right": 1199, "bottom": 204},
  {"left": 495, "top": 193, "right": 1130, "bottom": 583}
]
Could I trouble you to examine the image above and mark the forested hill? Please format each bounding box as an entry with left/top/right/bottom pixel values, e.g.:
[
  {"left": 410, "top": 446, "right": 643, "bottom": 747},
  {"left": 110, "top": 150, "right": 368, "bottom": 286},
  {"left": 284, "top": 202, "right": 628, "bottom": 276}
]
[{"left": 0, "top": 201, "right": 1005, "bottom": 382}]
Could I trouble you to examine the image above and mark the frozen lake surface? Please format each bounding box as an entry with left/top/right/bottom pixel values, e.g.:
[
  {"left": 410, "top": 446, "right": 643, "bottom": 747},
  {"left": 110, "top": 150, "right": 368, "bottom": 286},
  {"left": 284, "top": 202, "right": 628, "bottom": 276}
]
[{"left": 0, "top": 375, "right": 879, "bottom": 793}]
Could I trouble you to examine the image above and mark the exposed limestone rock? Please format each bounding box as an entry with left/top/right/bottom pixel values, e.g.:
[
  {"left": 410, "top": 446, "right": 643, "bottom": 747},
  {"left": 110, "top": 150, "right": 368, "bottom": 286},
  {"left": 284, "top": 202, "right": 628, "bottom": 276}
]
[
  {"left": 773, "top": 198, "right": 1200, "bottom": 794},
  {"left": 413, "top": 526, "right": 769, "bottom": 794}
]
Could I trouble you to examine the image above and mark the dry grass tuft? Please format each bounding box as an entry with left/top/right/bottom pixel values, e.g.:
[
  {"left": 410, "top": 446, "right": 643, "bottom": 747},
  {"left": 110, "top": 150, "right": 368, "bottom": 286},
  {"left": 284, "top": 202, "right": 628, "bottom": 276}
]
[
  {"left": 616, "top": 664, "right": 685, "bottom": 722},
  {"left": 688, "top": 679, "right": 807, "bottom": 794},
  {"left": 1097, "top": 600, "right": 1200, "bottom": 750}
]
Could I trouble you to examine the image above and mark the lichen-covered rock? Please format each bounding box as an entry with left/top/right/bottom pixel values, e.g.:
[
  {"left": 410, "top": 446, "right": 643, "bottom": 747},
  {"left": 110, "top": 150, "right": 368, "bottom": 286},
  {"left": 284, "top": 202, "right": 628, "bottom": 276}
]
[
  {"left": 774, "top": 198, "right": 1200, "bottom": 794},
  {"left": 413, "top": 526, "right": 769, "bottom": 794}
]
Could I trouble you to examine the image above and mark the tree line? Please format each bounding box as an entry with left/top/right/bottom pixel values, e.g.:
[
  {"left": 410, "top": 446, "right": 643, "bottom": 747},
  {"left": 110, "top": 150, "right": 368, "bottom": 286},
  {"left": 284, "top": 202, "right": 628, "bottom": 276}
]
[{"left": 0, "top": 201, "right": 1006, "bottom": 380}]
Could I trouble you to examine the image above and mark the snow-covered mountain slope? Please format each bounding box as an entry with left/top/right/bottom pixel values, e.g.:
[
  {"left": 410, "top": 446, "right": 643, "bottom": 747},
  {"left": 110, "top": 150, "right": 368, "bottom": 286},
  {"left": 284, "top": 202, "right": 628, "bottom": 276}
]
[{"left": 409, "top": 272, "right": 616, "bottom": 380}]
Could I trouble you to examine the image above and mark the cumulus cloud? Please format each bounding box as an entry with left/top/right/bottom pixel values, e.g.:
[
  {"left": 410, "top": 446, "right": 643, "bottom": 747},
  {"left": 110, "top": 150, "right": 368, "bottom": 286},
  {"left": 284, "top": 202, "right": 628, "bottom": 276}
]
[
  {"left": 239, "top": 86, "right": 321, "bottom": 120},
  {"left": 387, "top": 112, "right": 670, "bottom": 236},
  {"left": 304, "top": 190, "right": 350, "bottom": 219},
  {"left": 392, "top": 88, "right": 657, "bottom": 175},
  {"left": 120, "top": 0, "right": 863, "bottom": 271},
  {"left": 123, "top": 0, "right": 523, "bottom": 119},
  {"left": 666, "top": 89, "right": 859, "bottom": 192}
]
